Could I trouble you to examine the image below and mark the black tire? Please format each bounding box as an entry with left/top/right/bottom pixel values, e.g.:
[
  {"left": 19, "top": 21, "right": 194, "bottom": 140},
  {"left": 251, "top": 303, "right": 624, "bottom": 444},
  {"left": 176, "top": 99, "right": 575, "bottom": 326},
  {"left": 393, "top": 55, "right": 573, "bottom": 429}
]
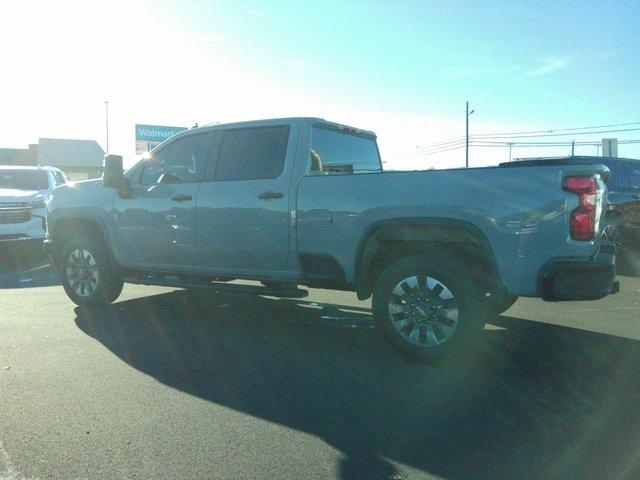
[
  {"left": 486, "top": 294, "right": 518, "bottom": 317},
  {"left": 372, "top": 255, "right": 487, "bottom": 361},
  {"left": 58, "top": 234, "right": 123, "bottom": 307}
]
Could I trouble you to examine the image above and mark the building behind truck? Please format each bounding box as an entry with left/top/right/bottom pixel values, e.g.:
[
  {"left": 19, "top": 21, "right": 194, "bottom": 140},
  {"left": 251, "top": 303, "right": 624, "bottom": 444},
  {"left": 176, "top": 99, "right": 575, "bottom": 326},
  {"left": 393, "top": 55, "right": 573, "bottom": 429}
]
[{"left": 0, "top": 138, "right": 104, "bottom": 181}]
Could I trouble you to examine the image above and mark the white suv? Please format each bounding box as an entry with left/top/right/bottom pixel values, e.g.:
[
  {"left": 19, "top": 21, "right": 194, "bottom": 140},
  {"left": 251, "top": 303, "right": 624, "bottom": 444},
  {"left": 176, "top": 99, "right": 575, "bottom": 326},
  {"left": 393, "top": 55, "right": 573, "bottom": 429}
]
[{"left": 0, "top": 166, "right": 68, "bottom": 245}]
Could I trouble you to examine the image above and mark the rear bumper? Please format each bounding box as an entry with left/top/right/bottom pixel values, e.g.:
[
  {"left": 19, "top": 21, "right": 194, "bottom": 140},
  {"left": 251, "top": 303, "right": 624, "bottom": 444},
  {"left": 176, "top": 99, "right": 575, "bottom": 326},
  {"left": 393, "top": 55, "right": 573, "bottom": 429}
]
[{"left": 540, "top": 243, "right": 618, "bottom": 301}]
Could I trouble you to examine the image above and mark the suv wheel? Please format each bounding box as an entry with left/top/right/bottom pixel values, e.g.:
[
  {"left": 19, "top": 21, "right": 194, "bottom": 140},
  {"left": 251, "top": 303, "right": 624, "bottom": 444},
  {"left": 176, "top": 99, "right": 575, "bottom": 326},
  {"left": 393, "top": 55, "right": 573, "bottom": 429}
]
[
  {"left": 372, "top": 255, "right": 487, "bottom": 361},
  {"left": 59, "top": 235, "right": 123, "bottom": 307}
]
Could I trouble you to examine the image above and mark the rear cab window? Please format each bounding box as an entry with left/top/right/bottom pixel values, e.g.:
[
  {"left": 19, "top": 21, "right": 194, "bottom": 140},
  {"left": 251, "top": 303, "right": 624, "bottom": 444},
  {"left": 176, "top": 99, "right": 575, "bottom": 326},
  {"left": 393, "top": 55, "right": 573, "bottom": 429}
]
[{"left": 310, "top": 124, "right": 382, "bottom": 174}]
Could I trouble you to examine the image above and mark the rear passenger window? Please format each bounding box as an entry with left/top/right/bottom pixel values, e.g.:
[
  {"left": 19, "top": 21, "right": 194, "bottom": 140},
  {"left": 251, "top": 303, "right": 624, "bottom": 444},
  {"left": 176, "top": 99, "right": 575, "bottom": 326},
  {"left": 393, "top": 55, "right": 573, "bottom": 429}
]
[
  {"left": 311, "top": 126, "right": 382, "bottom": 174},
  {"left": 215, "top": 126, "right": 289, "bottom": 181}
]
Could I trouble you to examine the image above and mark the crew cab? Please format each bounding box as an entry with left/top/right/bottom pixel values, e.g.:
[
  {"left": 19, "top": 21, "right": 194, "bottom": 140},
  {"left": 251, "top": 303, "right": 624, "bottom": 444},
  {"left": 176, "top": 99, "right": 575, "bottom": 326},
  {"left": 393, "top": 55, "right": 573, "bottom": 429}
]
[{"left": 45, "top": 118, "right": 617, "bottom": 360}]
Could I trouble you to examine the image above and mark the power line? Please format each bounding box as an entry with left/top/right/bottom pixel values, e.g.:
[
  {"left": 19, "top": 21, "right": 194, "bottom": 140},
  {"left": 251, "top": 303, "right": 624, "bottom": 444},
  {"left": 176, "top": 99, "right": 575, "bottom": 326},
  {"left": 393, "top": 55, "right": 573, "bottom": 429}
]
[
  {"left": 411, "top": 139, "right": 467, "bottom": 153},
  {"left": 472, "top": 143, "right": 640, "bottom": 149},
  {"left": 413, "top": 133, "right": 640, "bottom": 155},
  {"left": 472, "top": 139, "right": 640, "bottom": 147},
  {"left": 395, "top": 136, "right": 464, "bottom": 154},
  {"left": 470, "top": 121, "right": 640, "bottom": 138},
  {"left": 400, "top": 143, "right": 467, "bottom": 158},
  {"left": 417, "top": 126, "right": 640, "bottom": 151},
  {"left": 415, "top": 142, "right": 467, "bottom": 156},
  {"left": 415, "top": 121, "right": 640, "bottom": 151},
  {"left": 417, "top": 137, "right": 466, "bottom": 149},
  {"left": 399, "top": 139, "right": 640, "bottom": 158},
  {"left": 472, "top": 127, "right": 640, "bottom": 140}
]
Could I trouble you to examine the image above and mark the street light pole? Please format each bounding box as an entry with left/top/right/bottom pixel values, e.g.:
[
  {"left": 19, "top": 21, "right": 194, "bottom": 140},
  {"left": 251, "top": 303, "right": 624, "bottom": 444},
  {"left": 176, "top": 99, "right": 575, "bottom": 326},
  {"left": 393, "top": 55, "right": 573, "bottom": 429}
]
[
  {"left": 465, "top": 102, "right": 469, "bottom": 168},
  {"left": 465, "top": 101, "right": 474, "bottom": 167},
  {"left": 105, "top": 101, "right": 110, "bottom": 154}
]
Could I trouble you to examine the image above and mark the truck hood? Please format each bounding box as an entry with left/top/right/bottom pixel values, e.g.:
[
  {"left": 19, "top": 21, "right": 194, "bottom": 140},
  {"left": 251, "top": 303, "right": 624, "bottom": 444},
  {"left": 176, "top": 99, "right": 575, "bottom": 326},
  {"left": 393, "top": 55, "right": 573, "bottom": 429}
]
[
  {"left": 69, "top": 178, "right": 102, "bottom": 188},
  {"left": 48, "top": 177, "right": 113, "bottom": 216},
  {"left": 0, "top": 188, "right": 47, "bottom": 204},
  {"left": 55, "top": 178, "right": 102, "bottom": 194},
  {"left": 49, "top": 178, "right": 104, "bottom": 205}
]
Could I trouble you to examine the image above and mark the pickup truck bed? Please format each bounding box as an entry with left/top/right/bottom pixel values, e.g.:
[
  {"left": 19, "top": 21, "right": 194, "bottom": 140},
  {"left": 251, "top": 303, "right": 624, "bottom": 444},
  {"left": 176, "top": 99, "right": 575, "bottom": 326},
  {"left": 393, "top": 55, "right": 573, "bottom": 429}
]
[{"left": 297, "top": 164, "right": 612, "bottom": 299}]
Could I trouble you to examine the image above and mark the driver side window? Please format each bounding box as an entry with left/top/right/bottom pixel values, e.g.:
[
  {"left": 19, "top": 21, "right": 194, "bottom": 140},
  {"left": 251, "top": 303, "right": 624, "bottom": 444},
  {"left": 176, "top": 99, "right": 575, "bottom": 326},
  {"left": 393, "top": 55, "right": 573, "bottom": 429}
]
[{"left": 140, "top": 133, "right": 213, "bottom": 185}]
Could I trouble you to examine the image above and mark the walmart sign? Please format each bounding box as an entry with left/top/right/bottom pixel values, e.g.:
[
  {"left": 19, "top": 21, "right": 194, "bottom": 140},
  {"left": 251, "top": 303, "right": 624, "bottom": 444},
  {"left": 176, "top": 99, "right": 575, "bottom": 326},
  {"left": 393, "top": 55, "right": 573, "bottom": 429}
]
[{"left": 135, "top": 124, "right": 187, "bottom": 154}]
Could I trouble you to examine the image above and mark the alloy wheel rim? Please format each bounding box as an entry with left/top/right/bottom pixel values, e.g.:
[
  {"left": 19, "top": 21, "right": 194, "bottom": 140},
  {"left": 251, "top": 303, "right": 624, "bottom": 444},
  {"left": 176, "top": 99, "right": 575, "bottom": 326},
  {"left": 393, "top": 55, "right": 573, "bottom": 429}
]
[
  {"left": 66, "top": 249, "right": 99, "bottom": 297},
  {"left": 387, "top": 274, "right": 459, "bottom": 348}
]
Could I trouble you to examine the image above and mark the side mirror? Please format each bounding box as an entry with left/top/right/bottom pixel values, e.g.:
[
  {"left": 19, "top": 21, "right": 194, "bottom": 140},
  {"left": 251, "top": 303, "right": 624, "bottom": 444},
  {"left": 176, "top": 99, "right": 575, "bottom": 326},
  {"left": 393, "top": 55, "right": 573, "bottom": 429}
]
[{"left": 103, "top": 154, "right": 124, "bottom": 188}]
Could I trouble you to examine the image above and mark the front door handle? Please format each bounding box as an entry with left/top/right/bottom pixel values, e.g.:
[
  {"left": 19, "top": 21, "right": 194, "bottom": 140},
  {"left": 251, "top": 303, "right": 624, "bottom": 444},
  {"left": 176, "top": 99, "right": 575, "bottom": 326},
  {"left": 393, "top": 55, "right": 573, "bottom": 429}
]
[
  {"left": 258, "top": 191, "right": 284, "bottom": 200},
  {"left": 171, "top": 193, "right": 192, "bottom": 202}
]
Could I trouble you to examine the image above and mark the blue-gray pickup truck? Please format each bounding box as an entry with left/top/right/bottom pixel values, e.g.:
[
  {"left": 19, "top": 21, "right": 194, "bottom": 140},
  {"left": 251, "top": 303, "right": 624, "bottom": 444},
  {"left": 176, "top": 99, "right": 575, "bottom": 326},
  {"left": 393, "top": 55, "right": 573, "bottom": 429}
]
[{"left": 45, "top": 117, "right": 617, "bottom": 359}]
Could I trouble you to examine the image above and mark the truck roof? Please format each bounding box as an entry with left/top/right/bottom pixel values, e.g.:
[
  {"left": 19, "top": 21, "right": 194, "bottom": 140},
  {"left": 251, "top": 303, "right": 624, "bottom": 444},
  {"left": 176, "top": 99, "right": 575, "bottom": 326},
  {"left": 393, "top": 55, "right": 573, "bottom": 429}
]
[{"left": 174, "top": 117, "right": 377, "bottom": 140}]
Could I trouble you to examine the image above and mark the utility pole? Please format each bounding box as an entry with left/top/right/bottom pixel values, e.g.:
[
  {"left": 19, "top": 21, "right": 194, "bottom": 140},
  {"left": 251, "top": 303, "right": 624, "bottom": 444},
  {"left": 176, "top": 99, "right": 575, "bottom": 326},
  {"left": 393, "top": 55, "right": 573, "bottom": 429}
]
[
  {"left": 465, "top": 101, "right": 474, "bottom": 167},
  {"left": 571, "top": 139, "right": 575, "bottom": 157},
  {"left": 508, "top": 142, "right": 513, "bottom": 162},
  {"left": 105, "top": 101, "right": 110, "bottom": 153}
]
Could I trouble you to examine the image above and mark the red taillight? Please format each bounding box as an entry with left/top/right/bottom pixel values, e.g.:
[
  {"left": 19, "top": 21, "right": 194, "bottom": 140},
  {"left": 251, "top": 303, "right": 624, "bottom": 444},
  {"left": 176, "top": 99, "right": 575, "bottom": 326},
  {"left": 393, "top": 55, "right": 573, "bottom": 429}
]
[
  {"left": 564, "top": 176, "right": 596, "bottom": 195},
  {"left": 563, "top": 176, "right": 599, "bottom": 240},
  {"left": 569, "top": 205, "right": 596, "bottom": 240}
]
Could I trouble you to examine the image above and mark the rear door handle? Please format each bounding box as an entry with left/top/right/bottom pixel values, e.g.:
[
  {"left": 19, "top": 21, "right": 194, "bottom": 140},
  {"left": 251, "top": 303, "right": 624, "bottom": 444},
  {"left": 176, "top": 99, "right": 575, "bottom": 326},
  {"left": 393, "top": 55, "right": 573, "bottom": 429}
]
[
  {"left": 171, "top": 193, "right": 192, "bottom": 202},
  {"left": 258, "top": 191, "right": 284, "bottom": 200},
  {"left": 632, "top": 194, "right": 640, "bottom": 199}
]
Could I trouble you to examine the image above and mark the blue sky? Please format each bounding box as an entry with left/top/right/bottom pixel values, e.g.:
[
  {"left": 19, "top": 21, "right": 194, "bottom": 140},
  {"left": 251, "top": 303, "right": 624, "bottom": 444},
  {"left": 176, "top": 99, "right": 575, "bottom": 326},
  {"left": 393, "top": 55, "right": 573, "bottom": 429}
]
[
  {"left": 189, "top": 0, "right": 639, "bottom": 121},
  {"left": 1, "top": 0, "right": 639, "bottom": 168}
]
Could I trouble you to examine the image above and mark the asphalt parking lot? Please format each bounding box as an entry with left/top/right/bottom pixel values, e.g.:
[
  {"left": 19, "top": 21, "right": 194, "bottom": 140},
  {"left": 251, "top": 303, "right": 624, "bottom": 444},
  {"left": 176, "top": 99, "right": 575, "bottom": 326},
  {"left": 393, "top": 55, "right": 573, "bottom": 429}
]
[{"left": 1, "top": 264, "right": 639, "bottom": 480}]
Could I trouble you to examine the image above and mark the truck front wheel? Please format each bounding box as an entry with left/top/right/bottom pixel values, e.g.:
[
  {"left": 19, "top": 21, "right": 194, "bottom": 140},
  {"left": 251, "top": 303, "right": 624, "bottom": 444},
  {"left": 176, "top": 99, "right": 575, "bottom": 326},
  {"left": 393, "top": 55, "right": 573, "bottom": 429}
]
[
  {"left": 372, "top": 255, "right": 487, "bottom": 361},
  {"left": 59, "top": 235, "right": 124, "bottom": 307}
]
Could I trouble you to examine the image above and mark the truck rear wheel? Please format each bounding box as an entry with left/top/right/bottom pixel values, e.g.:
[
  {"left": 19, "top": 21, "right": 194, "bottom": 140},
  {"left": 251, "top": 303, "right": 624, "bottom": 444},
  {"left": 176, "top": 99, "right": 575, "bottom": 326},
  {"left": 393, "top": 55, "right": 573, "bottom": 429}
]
[
  {"left": 372, "top": 255, "right": 487, "bottom": 361},
  {"left": 59, "top": 235, "right": 123, "bottom": 307}
]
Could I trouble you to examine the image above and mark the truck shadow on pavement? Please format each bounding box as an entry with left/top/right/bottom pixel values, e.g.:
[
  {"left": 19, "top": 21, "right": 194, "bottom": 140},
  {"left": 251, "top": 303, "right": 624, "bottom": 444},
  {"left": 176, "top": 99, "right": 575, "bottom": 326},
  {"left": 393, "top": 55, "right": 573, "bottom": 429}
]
[
  {"left": 75, "top": 290, "right": 640, "bottom": 480},
  {"left": 0, "top": 243, "right": 59, "bottom": 288},
  {"left": 0, "top": 264, "right": 59, "bottom": 289},
  {"left": 617, "top": 248, "right": 640, "bottom": 277}
]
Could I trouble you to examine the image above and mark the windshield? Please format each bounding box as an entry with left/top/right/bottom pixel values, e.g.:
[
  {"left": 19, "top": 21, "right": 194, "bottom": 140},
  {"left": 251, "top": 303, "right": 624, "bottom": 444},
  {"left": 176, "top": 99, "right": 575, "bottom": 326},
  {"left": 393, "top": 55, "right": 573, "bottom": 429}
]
[{"left": 0, "top": 170, "right": 48, "bottom": 190}]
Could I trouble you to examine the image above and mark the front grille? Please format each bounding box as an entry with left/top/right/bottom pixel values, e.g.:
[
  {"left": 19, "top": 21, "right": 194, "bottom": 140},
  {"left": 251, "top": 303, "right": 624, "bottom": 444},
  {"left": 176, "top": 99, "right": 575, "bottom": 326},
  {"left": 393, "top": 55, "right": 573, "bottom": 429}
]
[{"left": 0, "top": 203, "right": 32, "bottom": 224}]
